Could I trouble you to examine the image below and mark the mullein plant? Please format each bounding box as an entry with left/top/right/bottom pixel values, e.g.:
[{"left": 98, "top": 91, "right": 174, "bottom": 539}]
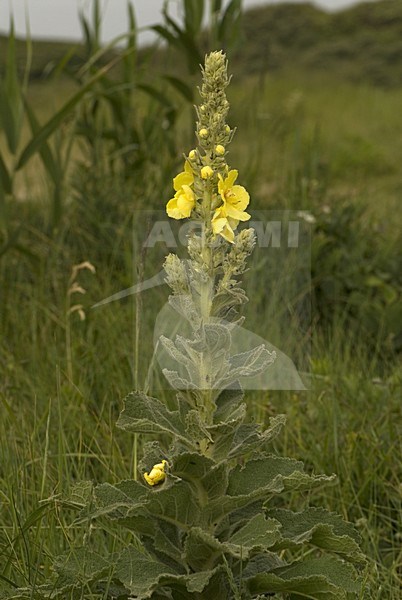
[{"left": 5, "top": 52, "right": 368, "bottom": 600}]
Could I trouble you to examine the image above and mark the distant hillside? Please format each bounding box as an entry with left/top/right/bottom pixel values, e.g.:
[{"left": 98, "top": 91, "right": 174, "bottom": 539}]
[
  {"left": 1, "top": 0, "right": 401, "bottom": 87},
  {"left": 236, "top": 0, "right": 402, "bottom": 86}
]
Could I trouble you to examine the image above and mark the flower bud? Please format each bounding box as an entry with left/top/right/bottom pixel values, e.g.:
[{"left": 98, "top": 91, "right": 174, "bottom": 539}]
[
  {"left": 201, "top": 166, "right": 214, "bottom": 179},
  {"left": 215, "top": 144, "right": 225, "bottom": 155},
  {"left": 199, "top": 128, "right": 209, "bottom": 139},
  {"left": 188, "top": 149, "right": 197, "bottom": 160}
]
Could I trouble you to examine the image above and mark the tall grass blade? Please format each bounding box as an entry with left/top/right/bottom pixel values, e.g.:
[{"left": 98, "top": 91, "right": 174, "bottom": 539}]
[
  {"left": 184, "top": 0, "right": 204, "bottom": 34},
  {"left": 0, "top": 152, "right": 12, "bottom": 194},
  {"left": 163, "top": 75, "right": 194, "bottom": 102}
]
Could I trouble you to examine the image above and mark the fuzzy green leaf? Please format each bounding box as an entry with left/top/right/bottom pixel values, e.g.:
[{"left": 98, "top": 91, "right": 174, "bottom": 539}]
[
  {"left": 185, "top": 409, "right": 214, "bottom": 443},
  {"left": 201, "top": 462, "right": 229, "bottom": 500},
  {"left": 173, "top": 452, "right": 215, "bottom": 481},
  {"left": 205, "top": 457, "right": 335, "bottom": 523},
  {"left": 230, "top": 513, "right": 282, "bottom": 550},
  {"left": 94, "top": 479, "right": 147, "bottom": 519},
  {"left": 268, "top": 507, "right": 364, "bottom": 562},
  {"left": 246, "top": 555, "right": 361, "bottom": 598},
  {"left": 227, "top": 414, "right": 286, "bottom": 459},
  {"left": 228, "top": 456, "right": 304, "bottom": 496},
  {"left": 142, "top": 479, "right": 201, "bottom": 529},
  {"left": 52, "top": 547, "right": 112, "bottom": 592},
  {"left": 116, "top": 545, "right": 218, "bottom": 597},
  {"left": 116, "top": 391, "right": 191, "bottom": 445},
  {"left": 213, "top": 385, "right": 244, "bottom": 422}
]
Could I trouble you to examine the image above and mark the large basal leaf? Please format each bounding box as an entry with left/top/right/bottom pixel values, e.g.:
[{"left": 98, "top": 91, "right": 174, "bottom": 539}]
[
  {"left": 267, "top": 507, "right": 365, "bottom": 563},
  {"left": 246, "top": 555, "right": 362, "bottom": 598},
  {"left": 51, "top": 547, "right": 112, "bottom": 594},
  {"left": 115, "top": 545, "right": 219, "bottom": 598}
]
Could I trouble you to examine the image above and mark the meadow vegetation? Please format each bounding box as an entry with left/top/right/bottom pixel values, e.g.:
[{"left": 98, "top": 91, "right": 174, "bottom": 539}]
[{"left": 0, "top": 1, "right": 401, "bottom": 598}]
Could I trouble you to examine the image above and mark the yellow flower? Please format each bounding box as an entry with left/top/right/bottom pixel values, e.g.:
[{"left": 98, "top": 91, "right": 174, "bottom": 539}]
[
  {"left": 144, "top": 460, "right": 168, "bottom": 486},
  {"left": 188, "top": 149, "right": 197, "bottom": 160},
  {"left": 199, "top": 128, "right": 208, "bottom": 138},
  {"left": 212, "top": 169, "right": 251, "bottom": 242},
  {"left": 215, "top": 144, "right": 225, "bottom": 155},
  {"left": 201, "top": 166, "right": 214, "bottom": 179},
  {"left": 167, "top": 161, "right": 195, "bottom": 219}
]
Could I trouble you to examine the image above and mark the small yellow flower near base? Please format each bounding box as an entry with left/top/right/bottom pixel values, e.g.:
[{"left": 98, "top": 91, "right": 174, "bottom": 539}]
[
  {"left": 201, "top": 166, "right": 214, "bottom": 179},
  {"left": 144, "top": 460, "right": 168, "bottom": 486}
]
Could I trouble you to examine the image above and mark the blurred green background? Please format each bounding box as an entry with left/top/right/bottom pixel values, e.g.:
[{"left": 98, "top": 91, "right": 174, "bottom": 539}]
[{"left": 0, "top": 0, "right": 401, "bottom": 597}]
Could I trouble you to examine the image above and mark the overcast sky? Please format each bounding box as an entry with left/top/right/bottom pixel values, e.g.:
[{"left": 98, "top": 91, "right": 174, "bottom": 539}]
[{"left": 0, "top": 0, "right": 367, "bottom": 44}]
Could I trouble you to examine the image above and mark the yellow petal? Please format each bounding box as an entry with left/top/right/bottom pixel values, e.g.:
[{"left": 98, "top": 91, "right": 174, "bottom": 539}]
[
  {"left": 166, "top": 197, "right": 184, "bottom": 219},
  {"left": 225, "top": 203, "right": 251, "bottom": 222},
  {"left": 230, "top": 185, "right": 250, "bottom": 211},
  {"left": 212, "top": 208, "right": 235, "bottom": 243},
  {"left": 226, "top": 169, "right": 238, "bottom": 188}
]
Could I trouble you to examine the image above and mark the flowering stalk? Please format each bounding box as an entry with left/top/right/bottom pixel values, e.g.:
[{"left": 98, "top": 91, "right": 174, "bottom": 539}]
[
  {"left": 19, "top": 52, "right": 367, "bottom": 600},
  {"left": 164, "top": 51, "right": 259, "bottom": 427}
]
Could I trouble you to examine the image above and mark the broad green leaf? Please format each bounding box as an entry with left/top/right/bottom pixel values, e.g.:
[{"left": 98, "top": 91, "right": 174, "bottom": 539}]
[
  {"left": 116, "top": 390, "right": 191, "bottom": 444},
  {"left": 213, "top": 384, "right": 244, "bottom": 422},
  {"left": 183, "top": 527, "right": 223, "bottom": 571},
  {"left": 227, "top": 414, "right": 286, "bottom": 459},
  {"left": 229, "top": 513, "right": 281, "bottom": 550},
  {"left": 185, "top": 409, "right": 213, "bottom": 443},
  {"left": 116, "top": 545, "right": 218, "bottom": 597},
  {"left": 115, "top": 546, "right": 176, "bottom": 597},
  {"left": 53, "top": 547, "right": 112, "bottom": 592},
  {"left": 246, "top": 555, "right": 361, "bottom": 598},
  {"left": 219, "top": 344, "right": 276, "bottom": 386},
  {"left": 208, "top": 404, "right": 247, "bottom": 461},
  {"left": 143, "top": 479, "right": 201, "bottom": 529},
  {"left": 268, "top": 507, "right": 364, "bottom": 562},
  {"left": 94, "top": 479, "right": 147, "bottom": 519},
  {"left": 205, "top": 457, "right": 335, "bottom": 523},
  {"left": 200, "top": 462, "right": 229, "bottom": 500},
  {"left": 228, "top": 456, "right": 304, "bottom": 496},
  {"left": 173, "top": 452, "right": 215, "bottom": 482},
  {"left": 154, "top": 521, "right": 183, "bottom": 563}
]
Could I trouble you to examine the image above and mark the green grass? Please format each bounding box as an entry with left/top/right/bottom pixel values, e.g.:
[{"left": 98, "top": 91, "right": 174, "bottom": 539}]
[{"left": 1, "top": 5, "right": 402, "bottom": 597}]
